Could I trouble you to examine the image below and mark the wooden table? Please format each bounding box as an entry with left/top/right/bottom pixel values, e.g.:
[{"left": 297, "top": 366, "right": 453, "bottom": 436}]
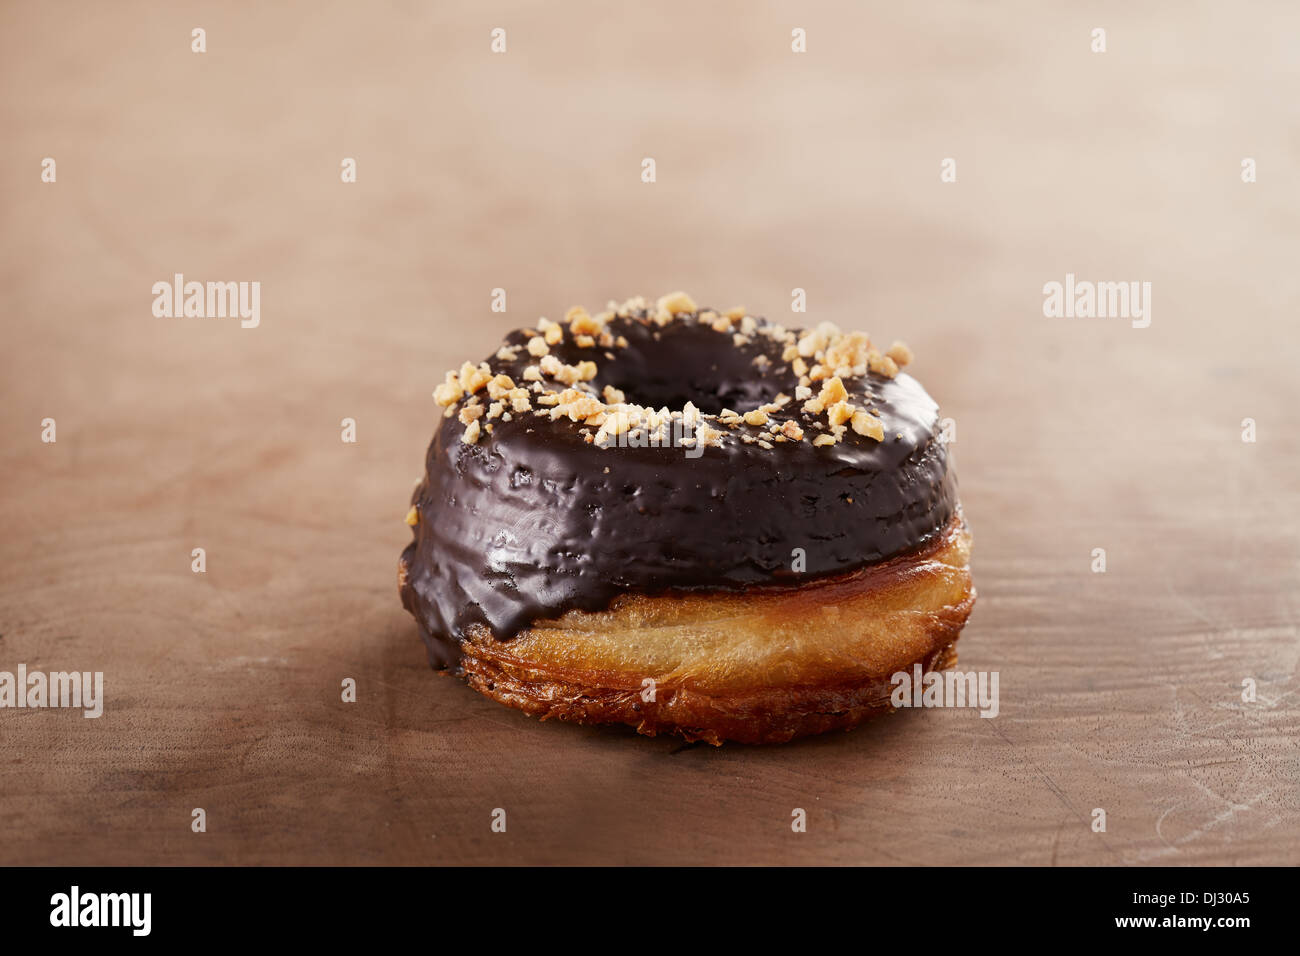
[{"left": 2, "top": 1, "right": 1296, "bottom": 865}]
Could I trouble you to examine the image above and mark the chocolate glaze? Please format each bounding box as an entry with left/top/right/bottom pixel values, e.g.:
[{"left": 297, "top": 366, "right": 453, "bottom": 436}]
[{"left": 400, "top": 309, "right": 957, "bottom": 668}]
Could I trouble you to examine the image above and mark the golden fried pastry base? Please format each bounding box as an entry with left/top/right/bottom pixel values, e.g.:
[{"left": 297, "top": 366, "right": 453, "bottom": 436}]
[{"left": 451, "top": 510, "right": 975, "bottom": 744}]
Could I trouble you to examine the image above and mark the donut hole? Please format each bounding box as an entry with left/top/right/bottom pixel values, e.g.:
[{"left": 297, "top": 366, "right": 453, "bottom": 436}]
[{"left": 593, "top": 322, "right": 786, "bottom": 415}]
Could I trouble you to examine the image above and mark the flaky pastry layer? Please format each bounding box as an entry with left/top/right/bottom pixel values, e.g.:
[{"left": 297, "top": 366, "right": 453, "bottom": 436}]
[{"left": 447, "top": 510, "right": 974, "bottom": 744}]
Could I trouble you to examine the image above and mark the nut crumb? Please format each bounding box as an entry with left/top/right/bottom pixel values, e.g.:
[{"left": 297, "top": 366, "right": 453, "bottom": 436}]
[
  {"left": 819, "top": 376, "right": 848, "bottom": 406},
  {"left": 433, "top": 371, "right": 463, "bottom": 407},
  {"left": 851, "top": 410, "right": 885, "bottom": 441},
  {"left": 827, "top": 400, "right": 854, "bottom": 427},
  {"left": 886, "top": 341, "right": 913, "bottom": 367},
  {"left": 868, "top": 350, "right": 899, "bottom": 378},
  {"left": 656, "top": 291, "right": 697, "bottom": 322}
]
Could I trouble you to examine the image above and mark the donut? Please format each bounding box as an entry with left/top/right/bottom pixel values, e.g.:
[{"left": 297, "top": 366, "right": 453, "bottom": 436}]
[{"left": 398, "top": 292, "right": 975, "bottom": 744}]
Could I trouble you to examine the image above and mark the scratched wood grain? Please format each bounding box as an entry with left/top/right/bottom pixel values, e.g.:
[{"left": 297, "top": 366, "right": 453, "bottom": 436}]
[{"left": 1, "top": 1, "right": 1297, "bottom": 865}]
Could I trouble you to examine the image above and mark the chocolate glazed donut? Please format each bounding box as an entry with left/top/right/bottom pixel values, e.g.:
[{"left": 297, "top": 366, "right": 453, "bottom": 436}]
[{"left": 399, "top": 293, "right": 975, "bottom": 744}]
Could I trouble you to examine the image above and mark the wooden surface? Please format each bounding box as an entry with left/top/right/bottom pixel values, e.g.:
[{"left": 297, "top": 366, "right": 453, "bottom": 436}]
[{"left": 2, "top": 1, "right": 1298, "bottom": 865}]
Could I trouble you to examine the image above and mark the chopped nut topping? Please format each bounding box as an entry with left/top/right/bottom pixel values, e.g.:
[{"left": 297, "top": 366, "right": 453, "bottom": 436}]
[
  {"left": 695, "top": 423, "right": 725, "bottom": 448},
  {"left": 458, "top": 361, "right": 491, "bottom": 394},
  {"left": 824, "top": 330, "right": 873, "bottom": 375},
  {"left": 552, "top": 392, "right": 604, "bottom": 422},
  {"left": 886, "top": 341, "right": 913, "bottom": 367},
  {"left": 796, "top": 322, "right": 837, "bottom": 358},
  {"left": 433, "top": 371, "right": 464, "bottom": 407},
  {"left": 594, "top": 409, "right": 634, "bottom": 444},
  {"left": 827, "top": 400, "right": 854, "bottom": 427},
  {"left": 431, "top": 294, "right": 918, "bottom": 455},
  {"left": 868, "top": 350, "right": 899, "bottom": 378},
  {"left": 851, "top": 410, "right": 885, "bottom": 441},
  {"left": 536, "top": 354, "right": 597, "bottom": 385},
  {"left": 567, "top": 307, "right": 605, "bottom": 339},
  {"left": 537, "top": 317, "right": 563, "bottom": 345},
  {"left": 819, "top": 376, "right": 848, "bottom": 406},
  {"left": 404, "top": 506, "right": 419, "bottom": 526},
  {"left": 486, "top": 374, "right": 515, "bottom": 399},
  {"left": 655, "top": 291, "right": 697, "bottom": 323}
]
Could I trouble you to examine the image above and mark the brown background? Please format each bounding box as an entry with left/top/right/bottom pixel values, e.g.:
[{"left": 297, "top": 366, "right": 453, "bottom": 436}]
[{"left": 2, "top": 1, "right": 1297, "bottom": 865}]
